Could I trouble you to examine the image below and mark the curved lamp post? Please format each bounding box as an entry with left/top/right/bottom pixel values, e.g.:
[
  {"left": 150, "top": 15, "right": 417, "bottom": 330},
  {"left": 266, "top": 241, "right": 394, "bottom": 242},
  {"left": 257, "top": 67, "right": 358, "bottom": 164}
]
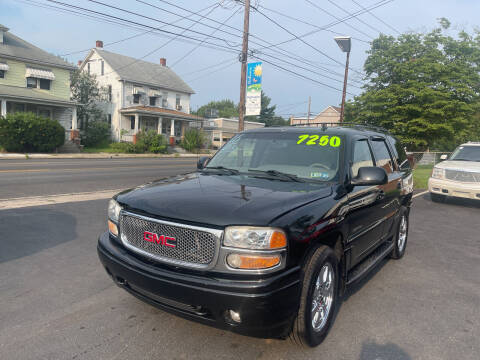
[{"left": 334, "top": 36, "right": 351, "bottom": 123}]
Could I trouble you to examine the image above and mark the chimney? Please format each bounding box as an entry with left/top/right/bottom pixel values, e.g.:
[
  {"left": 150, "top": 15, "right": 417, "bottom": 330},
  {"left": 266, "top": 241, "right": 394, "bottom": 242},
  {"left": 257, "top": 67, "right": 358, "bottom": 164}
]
[
  {"left": 96, "top": 40, "right": 103, "bottom": 48},
  {"left": 77, "top": 60, "right": 82, "bottom": 67},
  {"left": 160, "top": 58, "right": 166, "bottom": 67}
]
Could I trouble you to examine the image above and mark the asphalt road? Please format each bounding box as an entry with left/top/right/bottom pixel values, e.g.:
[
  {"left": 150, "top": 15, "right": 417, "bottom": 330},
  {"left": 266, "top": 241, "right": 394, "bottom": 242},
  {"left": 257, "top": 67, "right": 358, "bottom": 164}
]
[
  {"left": 0, "top": 158, "right": 197, "bottom": 198},
  {"left": 0, "top": 160, "right": 479, "bottom": 359}
]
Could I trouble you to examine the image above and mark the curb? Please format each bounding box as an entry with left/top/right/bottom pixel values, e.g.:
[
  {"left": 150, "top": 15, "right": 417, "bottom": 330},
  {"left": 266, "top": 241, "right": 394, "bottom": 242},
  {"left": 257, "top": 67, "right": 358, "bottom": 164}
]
[{"left": 0, "top": 153, "right": 212, "bottom": 159}]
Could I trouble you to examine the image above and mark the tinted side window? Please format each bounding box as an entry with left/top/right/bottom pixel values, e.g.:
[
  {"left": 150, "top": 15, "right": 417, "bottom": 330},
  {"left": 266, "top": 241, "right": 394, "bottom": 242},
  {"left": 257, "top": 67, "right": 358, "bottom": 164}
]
[
  {"left": 371, "top": 139, "right": 394, "bottom": 174},
  {"left": 351, "top": 140, "right": 374, "bottom": 177},
  {"left": 387, "top": 135, "right": 409, "bottom": 169}
]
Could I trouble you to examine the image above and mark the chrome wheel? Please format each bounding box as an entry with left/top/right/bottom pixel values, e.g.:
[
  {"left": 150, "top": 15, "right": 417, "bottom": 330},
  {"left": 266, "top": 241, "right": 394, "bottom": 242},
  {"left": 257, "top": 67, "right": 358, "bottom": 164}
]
[
  {"left": 398, "top": 215, "right": 407, "bottom": 252},
  {"left": 311, "top": 263, "right": 334, "bottom": 332}
]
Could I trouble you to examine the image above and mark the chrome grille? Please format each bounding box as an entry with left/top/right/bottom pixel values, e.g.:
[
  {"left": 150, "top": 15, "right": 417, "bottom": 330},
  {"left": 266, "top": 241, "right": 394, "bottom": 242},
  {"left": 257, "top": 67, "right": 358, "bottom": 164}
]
[
  {"left": 445, "top": 169, "right": 480, "bottom": 183},
  {"left": 119, "top": 213, "right": 219, "bottom": 268}
]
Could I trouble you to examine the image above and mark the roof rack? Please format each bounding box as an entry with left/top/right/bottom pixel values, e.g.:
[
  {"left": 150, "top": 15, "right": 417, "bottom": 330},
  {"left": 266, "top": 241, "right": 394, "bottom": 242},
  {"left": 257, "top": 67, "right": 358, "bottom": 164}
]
[{"left": 290, "top": 122, "right": 388, "bottom": 132}]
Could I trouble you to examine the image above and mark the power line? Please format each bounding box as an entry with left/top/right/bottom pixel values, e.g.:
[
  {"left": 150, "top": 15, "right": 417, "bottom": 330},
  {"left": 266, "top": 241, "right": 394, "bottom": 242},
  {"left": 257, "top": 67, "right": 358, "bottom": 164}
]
[
  {"left": 350, "top": 0, "right": 400, "bottom": 34},
  {"left": 185, "top": 59, "right": 238, "bottom": 83},
  {"left": 304, "top": 0, "right": 374, "bottom": 39},
  {"left": 258, "top": 0, "right": 393, "bottom": 52},
  {"left": 253, "top": 7, "right": 351, "bottom": 72},
  {"left": 179, "top": 57, "right": 237, "bottom": 77},
  {"left": 144, "top": 0, "right": 357, "bottom": 84},
  {"left": 59, "top": 3, "right": 219, "bottom": 57},
  {"left": 170, "top": 7, "right": 241, "bottom": 68},
  {"left": 258, "top": 5, "right": 370, "bottom": 44}
]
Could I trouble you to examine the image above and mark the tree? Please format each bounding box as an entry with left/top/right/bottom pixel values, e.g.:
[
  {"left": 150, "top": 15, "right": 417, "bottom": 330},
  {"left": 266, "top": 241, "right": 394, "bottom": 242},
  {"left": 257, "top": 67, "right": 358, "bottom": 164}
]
[
  {"left": 246, "top": 91, "right": 289, "bottom": 126},
  {"left": 345, "top": 19, "right": 480, "bottom": 150},
  {"left": 70, "top": 70, "right": 107, "bottom": 129},
  {"left": 193, "top": 99, "right": 238, "bottom": 118}
]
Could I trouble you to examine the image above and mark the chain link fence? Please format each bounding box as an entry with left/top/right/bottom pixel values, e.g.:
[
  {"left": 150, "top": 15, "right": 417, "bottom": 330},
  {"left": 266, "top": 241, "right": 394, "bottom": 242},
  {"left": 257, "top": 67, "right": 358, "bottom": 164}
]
[{"left": 407, "top": 152, "right": 452, "bottom": 168}]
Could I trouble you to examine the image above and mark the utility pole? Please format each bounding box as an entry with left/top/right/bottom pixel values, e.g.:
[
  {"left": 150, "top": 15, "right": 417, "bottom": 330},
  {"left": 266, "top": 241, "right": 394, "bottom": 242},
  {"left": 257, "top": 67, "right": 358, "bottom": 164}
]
[
  {"left": 238, "top": 0, "right": 250, "bottom": 132},
  {"left": 307, "top": 96, "right": 311, "bottom": 125},
  {"left": 340, "top": 51, "right": 350, "bottom": 123}
]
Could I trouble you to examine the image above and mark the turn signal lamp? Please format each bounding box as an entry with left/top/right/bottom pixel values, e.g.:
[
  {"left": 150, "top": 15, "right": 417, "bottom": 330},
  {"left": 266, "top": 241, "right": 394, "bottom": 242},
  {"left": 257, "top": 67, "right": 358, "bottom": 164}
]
[
  {"left": 108, "top": 219, "right": 118, "bottom": 237},
  {"left": 226, "top": 253, "right": 281, "bottom": 270}
]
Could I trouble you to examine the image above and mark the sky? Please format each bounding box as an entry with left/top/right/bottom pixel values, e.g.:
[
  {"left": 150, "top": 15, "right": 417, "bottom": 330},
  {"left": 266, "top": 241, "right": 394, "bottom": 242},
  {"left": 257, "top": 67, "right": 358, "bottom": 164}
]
[{"left": 2, "top": 0, "right": 480, "bottom": 118}]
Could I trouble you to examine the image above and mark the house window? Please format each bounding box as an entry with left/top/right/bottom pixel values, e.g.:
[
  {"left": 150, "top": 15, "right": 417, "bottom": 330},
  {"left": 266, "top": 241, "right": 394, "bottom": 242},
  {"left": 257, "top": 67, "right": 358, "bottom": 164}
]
[
  {"left": 27, "top": 77, "right": 37, "bottom": 88},
  {"left": 133, "top": 93, "right": 141, "bottom": 104},
  {"left": 101, "top": 60, "right": 104, "bottom": 75},
  {"left": 38, "top": 108, "right": 51, "bottom": 118},
  {"left": 149, "top": 97, "right": 156, "bottom": 106},
  {"left": 87, "top": 62, "right": 90, "bottom": 74},
  {"left": 107, "top": 114, "right": 112, "bottom": 128},
  {"left": 130, "top": 116, "right": 135, "bottom": 130},
  {"left": 108, "top": 85, "right": 112, "bottom": 102},
  {"left": 175, "top": 94, "right": 182, "bottom": 110},
  {"left": 162, "top": 92, "right": 168, "bottom": 107},
  {"left": 0, "top": 70, "right": 4, "bottom": 78},
  {"left": 39, "top": 79, "right": 51, "bottom": 90}
]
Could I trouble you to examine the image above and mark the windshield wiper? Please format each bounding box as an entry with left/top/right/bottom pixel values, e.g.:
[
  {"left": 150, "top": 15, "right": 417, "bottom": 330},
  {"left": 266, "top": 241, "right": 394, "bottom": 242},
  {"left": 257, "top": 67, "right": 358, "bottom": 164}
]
[
  {"left": 203, "top": 166, "right": 240, "bottom": 175},
  {"left": 247, "top": 169, "right": 305, "bottom": 182}
]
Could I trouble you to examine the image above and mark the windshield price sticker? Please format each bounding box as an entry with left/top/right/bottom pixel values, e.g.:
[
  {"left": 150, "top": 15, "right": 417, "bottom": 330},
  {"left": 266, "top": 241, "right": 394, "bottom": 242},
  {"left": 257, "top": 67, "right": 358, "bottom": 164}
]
[{"left": 297, "top": 135, "right": 341, "bottom": 147}]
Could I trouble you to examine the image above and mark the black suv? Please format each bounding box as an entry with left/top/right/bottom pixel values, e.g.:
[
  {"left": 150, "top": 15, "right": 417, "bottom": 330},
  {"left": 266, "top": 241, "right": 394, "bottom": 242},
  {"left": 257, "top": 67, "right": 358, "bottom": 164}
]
[{"left": 98, "top": 125, "right": 413, "bottom": 347}]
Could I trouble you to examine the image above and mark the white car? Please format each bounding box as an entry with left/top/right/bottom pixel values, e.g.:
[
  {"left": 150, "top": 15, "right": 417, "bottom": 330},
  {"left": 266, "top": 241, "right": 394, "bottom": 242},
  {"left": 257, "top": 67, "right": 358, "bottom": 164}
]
[{"left": 428, "top": 142, "right": 480, "bottom": 202}]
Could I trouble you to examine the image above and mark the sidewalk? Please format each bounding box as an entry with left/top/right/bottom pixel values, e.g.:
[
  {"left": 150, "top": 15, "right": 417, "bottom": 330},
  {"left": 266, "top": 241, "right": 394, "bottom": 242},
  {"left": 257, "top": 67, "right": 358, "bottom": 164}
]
[{"left": 0, "top": 152, "right": 212, "bottom": 159}]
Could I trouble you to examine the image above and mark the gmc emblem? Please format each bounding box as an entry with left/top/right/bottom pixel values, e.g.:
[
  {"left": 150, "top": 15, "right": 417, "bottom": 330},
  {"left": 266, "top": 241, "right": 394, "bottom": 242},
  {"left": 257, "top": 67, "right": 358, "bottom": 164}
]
[{"left": 143, "top": 231, "right": 177, "bottom": 248}]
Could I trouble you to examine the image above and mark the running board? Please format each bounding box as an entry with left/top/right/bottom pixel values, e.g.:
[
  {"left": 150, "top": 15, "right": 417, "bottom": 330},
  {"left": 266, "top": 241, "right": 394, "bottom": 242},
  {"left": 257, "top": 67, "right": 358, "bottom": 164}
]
[{"left": 346, "top": 240, "right": 394, "bottom": 285}]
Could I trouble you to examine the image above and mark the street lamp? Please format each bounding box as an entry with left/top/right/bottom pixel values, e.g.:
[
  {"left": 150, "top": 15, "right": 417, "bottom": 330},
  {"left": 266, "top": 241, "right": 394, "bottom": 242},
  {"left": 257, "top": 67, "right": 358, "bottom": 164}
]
[{"left": 334, "top": 36, "right": 351, "bottom": 123}]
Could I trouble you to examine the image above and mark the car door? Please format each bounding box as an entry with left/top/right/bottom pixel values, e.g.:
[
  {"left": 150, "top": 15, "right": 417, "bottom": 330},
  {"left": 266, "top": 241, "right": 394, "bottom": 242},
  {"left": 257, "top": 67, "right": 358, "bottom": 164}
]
[
  {"left": 347, "top": 137, "right": 386, "bottom": 267},
  {"left": 369, "top": 136, "right": 403, "bottom": 240}
]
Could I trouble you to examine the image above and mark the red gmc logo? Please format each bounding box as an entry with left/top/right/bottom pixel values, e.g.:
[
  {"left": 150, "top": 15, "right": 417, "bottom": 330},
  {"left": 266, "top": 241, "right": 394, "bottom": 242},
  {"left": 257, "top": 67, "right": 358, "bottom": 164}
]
[{"left": 143, "top": 231, "right": 177, "bottom": 248}]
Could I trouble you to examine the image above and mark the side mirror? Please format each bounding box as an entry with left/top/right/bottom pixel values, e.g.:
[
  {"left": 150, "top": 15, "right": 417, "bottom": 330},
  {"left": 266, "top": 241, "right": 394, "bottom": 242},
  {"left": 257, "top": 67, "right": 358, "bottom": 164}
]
[
  {"left": 351, "top": 166, "right": 388, "bottom": 186},
  {"left": 440, "top": 154, "right": 448, "bottom": 160},
  {"left": 197, "top": 156, "right": 210, "bottom": 170}
]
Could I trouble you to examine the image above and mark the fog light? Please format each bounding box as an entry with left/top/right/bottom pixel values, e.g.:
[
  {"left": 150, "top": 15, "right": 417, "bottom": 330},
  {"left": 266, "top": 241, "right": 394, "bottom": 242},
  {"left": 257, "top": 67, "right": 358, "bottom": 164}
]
[
  {"left": 228, "top": 310, "right": 241, "bottom": 323},
  {"left": 226, "top": 253, "right": 281, "bottom": 270},
  {"left": 108, "top": 220, "right": 118, "bottom": 237}
]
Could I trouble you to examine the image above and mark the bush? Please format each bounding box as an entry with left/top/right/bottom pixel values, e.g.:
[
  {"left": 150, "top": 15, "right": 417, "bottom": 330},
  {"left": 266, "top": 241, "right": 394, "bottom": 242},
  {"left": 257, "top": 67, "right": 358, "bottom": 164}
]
[
  {"left": 109, "top": 130, "right": 168, "bottom": 154},
  {"left": 181, "top": 128, "right": 206, "bottom": 152},
  {"left": 135, "top": 130, "right": 168, "bottom": 153},
  {"left": 82, "top": 120, "right": 110, "bottom": 147},
  {"left": 0, "top": 112, "right": 65, "bottom": 152}
]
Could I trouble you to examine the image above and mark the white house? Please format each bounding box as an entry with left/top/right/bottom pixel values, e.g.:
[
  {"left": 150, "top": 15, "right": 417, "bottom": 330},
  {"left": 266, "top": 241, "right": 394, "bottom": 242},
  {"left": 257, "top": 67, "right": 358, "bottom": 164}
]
[
  {"left": 201, "top": 118, "right": 265, "bottom": 149},
  {"left": 290, "top": 105, "right": 341, "bottom": 126},
  {"left": 79, "top": 41, "right": 201, "bottom": 143}
]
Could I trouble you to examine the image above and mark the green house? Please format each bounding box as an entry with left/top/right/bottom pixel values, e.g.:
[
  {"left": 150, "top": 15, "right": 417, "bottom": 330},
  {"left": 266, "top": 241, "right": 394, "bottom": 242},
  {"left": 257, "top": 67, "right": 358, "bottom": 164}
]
[{"left": 0, "top": 24, "right": 77, "bottom": 137}]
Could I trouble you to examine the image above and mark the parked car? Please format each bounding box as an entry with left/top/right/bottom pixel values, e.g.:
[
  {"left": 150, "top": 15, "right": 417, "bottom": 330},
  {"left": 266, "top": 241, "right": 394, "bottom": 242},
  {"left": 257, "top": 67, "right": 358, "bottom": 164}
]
[
  {"left": 429, "top": 142, "right": 480, "bottom": 202},
  {"left": 97, "top": 125, "right": 413, "bottom": 347}
]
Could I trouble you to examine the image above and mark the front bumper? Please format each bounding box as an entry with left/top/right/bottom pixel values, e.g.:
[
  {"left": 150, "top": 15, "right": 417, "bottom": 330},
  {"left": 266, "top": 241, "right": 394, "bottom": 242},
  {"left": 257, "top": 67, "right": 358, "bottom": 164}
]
[
  {"left": 97, "top": 232, "right": 301, "bottom": 338},
  {"left": 428, "top": 177, "right": 480, "bottom": 200}
]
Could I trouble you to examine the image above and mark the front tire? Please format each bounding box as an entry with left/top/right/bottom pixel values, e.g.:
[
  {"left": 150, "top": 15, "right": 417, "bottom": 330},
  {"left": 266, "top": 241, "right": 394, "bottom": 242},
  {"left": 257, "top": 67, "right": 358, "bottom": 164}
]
[
  {"left": 391, "top": 208, "right": 409, "bottom": 259},
  {"left": 291, "top": 246, "right": 339, "bottom": 347}
]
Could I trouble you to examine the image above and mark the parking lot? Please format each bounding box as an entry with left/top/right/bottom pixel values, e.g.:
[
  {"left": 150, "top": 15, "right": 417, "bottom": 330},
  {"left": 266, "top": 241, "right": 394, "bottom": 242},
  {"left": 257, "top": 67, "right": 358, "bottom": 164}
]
[{"left": 0, "top": 159, "right": 479, "bottom": 360}]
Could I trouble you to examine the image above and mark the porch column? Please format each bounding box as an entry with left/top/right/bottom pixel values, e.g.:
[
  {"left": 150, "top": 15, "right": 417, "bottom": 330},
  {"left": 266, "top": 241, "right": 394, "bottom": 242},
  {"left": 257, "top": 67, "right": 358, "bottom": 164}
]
[
  {"left": 181, "top": 121, "right": 186, "bottom": 139},
  {"left": 0, "top": 99, "right": 6, "bottom": 117},
  {"left": 134, "top": 114, "right": 139, "bottom": 134},
  {"left": 157, "top": 117, "right": 163, "bottom": 134},
  {"left": 71, "top": 106, "right": 77, "bottom": 130},
  {"left": 170, "top": 118, "right": 175, "bottom": 137}
]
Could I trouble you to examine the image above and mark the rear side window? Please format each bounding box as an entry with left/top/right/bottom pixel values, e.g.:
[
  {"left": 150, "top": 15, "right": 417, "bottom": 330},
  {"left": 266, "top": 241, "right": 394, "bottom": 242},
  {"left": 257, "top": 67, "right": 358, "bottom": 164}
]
[
  {"left": 351, "top": 140, "right": 374, "bottom": 177},
  {"left": 371, "top": 139, "right": 394, "bottom": 174},
  {"left": 387, "top": 135, "right": 409, "bottom": 169}
]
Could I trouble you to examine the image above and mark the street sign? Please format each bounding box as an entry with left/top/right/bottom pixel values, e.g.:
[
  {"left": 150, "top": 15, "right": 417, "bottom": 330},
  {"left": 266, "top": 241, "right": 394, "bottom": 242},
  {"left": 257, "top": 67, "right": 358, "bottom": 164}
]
[{"left": 245, "top": 62, "right": 262, "bottom": 116}]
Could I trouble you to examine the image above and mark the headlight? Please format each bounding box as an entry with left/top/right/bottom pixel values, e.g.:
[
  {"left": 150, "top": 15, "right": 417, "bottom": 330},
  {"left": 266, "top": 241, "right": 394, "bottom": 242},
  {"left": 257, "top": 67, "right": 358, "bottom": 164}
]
[
  {"left": 224, "top": 227, "right": 287, "bottom": 250},
  {"left": 431, "top": 167, "right": 445, "bottom": 179},
  {"left": 108, "top": 199, "right": 122, "bottom": 222}
]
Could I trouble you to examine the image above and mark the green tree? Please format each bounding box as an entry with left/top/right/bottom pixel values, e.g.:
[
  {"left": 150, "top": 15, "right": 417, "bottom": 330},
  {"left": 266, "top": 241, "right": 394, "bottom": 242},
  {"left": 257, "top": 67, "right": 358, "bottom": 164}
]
[
  {"left": 193, "top": 99, "right": 238, "bottom": 118},
  {"left": 345, "top": 20, "right": 480, "bottom": 150},
  {"left": 246, "top": 91, "right": 288, "bottom": 126},
  {"left": 70, "top": 70, "right": 107, "bottom": 129}
]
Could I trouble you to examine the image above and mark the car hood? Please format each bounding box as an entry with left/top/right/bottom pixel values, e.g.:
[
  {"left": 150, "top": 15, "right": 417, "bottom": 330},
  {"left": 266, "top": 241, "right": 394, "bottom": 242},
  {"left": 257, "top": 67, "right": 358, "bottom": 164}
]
[
  {"left": 116, "top": 172, "right": 333, "bottom": 227},
  {"left": 435, "top": 160, "right": 480, "bottom": 172}
]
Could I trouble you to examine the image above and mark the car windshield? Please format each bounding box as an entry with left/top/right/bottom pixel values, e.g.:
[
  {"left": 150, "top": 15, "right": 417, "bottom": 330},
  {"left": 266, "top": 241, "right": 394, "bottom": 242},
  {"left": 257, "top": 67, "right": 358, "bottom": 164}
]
[
  {"left": 450, "top": 145, "right": 480, "bottom": 162},
  {"left": 205, "top": 131, "right": 343, "bottom": 182}
]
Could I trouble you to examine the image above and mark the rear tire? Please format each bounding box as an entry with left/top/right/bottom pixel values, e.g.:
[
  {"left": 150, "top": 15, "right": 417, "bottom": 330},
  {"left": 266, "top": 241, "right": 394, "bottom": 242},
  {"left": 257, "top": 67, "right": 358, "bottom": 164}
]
[
  {"left": 290, "top": 246, "right": 339, "bottom": 347},
  {"left": 430, "top": 193, "right": 446, "bottom": 203}
]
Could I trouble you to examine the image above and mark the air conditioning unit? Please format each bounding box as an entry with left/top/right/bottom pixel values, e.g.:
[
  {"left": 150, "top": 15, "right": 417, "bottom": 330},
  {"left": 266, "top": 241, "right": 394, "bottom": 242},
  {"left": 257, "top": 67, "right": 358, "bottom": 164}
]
[{"left": 176, "top": 104, "right": 182, "bottom": 111}]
